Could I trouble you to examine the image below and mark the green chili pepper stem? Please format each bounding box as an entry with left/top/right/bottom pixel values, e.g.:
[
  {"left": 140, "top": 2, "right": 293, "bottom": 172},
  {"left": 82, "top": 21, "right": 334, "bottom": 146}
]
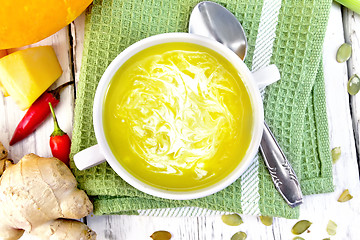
[
  {"left": 49, "top": 102, "right": 65, "bottom": 137},
  {"left": 49, "top": 81, "right": 75, "bottom": 100}
]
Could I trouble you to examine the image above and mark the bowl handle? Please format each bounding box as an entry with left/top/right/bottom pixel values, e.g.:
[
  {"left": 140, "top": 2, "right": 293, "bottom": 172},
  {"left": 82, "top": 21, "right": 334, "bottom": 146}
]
[{"left": 73, "top": 144, "right": 106, "bottom": 170}]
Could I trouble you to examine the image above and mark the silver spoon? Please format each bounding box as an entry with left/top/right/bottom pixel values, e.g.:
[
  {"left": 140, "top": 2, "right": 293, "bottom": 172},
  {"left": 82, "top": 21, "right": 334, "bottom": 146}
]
[{"left": 189, "top": 1, "right": 303, "bottom": 208}]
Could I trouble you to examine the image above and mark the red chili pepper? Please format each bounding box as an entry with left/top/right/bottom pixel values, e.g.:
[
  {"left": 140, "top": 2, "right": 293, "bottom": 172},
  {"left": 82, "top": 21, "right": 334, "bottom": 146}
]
[
  {"left": 9, "top": 81, "right": 74, "bottom": 146},
  {"left": 49, "top": 102, "right": 71, "bottom": 166}
]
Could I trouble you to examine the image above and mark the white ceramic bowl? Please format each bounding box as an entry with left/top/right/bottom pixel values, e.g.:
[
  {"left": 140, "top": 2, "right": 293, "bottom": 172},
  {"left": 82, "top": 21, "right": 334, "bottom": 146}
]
[{"left": 74, "top": 33, "right": 264, "bottom": 200}]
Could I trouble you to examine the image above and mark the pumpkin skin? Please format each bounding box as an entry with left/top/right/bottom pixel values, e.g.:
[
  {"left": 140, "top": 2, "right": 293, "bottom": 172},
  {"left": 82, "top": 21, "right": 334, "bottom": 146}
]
[
  {"left": 0, "top": 0, "right": 93, "bottom": 49},
  {"left": 0, "top": 50, "right": 7, "bottom": 58}
]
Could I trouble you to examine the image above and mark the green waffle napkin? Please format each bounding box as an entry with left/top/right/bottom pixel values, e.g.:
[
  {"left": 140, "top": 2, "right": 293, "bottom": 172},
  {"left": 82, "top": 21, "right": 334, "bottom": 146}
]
[{"left": 70, "top": 0, "right": 334, "bottom": 219}]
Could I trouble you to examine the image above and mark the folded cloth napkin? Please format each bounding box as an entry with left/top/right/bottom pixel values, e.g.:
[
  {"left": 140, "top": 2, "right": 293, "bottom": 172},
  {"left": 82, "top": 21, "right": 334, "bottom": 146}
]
[{"left": 70, "top": 0, "right": 334, "bottom": 219}]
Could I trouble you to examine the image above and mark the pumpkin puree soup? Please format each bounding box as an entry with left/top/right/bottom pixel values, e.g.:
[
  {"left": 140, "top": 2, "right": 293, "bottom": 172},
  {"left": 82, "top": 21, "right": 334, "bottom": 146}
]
[{"left": 104, "top": 42, "right": 253, "bottom": 191}]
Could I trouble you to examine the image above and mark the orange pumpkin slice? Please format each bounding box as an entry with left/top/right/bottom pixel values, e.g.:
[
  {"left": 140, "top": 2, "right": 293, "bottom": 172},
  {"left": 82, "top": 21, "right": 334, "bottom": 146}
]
[{"left": 0, "top": 0, "right": 93, "bottom": 49}]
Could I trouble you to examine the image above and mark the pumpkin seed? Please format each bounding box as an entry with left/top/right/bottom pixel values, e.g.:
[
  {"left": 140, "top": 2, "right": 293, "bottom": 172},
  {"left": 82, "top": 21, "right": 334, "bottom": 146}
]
[
  {"left": 150, "top": 230, "right": 172, "bottom": 240},
  {"left": 326, "top": 220, "right": 337, "bottom": 236},
  {"left": 323, "top": 238, "right": 330, "bottom": 240},
  {"left": 259, "top": 216, "right": 273, "bottom": 226},
  {"left": 331, "top": 147, "right": 341, "bottom": 164},
  {"left": 292, "top": 237, "right": 305, "bottom": 240},
  {"left": 221, "top": 213, "right": 243, "bottom": 226},
  {"left": 338, "top": 189, "right": 353, "bottom": 202},
  {"left": 231, "top": 231, "right": 247, "bottom": 240},
  {"left": 347, "top": 74, "right": 360, "bottom": 96},
  {"left": 336, "top": 43, "right": 352, "bottom": 63},
  {"left": 291, "top": 220, "right": 312, "bottom": 235}
]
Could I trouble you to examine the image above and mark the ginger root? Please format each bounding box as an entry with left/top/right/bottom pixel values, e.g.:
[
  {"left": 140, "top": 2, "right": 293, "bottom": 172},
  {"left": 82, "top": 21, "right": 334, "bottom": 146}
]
[
  {"left": 0, "top": 153, "right": 96, "bottom": 240},
  {"left": 0, "top": 142, "right": 13, "bottom": 176},
  {"left": 0, "top": 158, "right": 13, "bottom": 176},
  {"left": 0, "top": 141, "right": 8, "bottom": 159}
]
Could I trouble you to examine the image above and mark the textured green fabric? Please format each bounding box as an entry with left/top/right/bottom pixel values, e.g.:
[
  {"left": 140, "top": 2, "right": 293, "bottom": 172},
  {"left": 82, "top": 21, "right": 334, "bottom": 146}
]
[{"left": 70, "top": 0, "right": 334, "bottom": 219}]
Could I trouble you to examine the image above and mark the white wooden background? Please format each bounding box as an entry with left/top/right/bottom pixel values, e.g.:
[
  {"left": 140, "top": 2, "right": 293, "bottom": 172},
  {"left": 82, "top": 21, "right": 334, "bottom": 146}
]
[{"left": 1, "top": 2, "right": 359, "bottom": 240}]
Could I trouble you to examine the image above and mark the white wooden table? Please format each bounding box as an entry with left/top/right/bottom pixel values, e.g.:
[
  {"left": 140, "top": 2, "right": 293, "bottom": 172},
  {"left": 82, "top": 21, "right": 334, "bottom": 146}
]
[{"left": 1, "top": 2, "right": 360, "bottom": 240}]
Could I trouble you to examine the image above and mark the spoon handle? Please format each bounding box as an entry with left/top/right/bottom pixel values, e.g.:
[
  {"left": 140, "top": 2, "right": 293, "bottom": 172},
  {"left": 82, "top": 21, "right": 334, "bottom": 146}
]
[{"left": 259, "top": 122, "right": 303, "bottom": 208}]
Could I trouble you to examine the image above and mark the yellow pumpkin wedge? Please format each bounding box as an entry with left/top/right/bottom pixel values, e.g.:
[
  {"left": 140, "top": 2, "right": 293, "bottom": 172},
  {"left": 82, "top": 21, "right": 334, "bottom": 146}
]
[
  {"left": 0, "top": 0, "right": 93, "bottom": 49},
  {"left": 0, "top": 46, "right": 62, "bottom": 110}
]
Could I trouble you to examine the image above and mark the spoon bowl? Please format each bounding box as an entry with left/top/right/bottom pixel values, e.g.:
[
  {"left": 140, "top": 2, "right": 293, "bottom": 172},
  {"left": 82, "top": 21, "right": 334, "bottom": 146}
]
[{"left": 189, "top": 1, "right": 247, "bottom": 60}]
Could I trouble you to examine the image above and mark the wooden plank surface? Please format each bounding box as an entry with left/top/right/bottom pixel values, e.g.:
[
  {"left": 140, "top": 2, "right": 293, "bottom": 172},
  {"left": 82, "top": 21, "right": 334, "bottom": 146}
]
[
  {"left": 1, "top": 2, "right": 359, "bottom": 240},
  {"left": 71, "top": 13, "right": 86, "bottom": 87},
  {"left": 343, "top": 7, "right": 360, "bottom": 167}
]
